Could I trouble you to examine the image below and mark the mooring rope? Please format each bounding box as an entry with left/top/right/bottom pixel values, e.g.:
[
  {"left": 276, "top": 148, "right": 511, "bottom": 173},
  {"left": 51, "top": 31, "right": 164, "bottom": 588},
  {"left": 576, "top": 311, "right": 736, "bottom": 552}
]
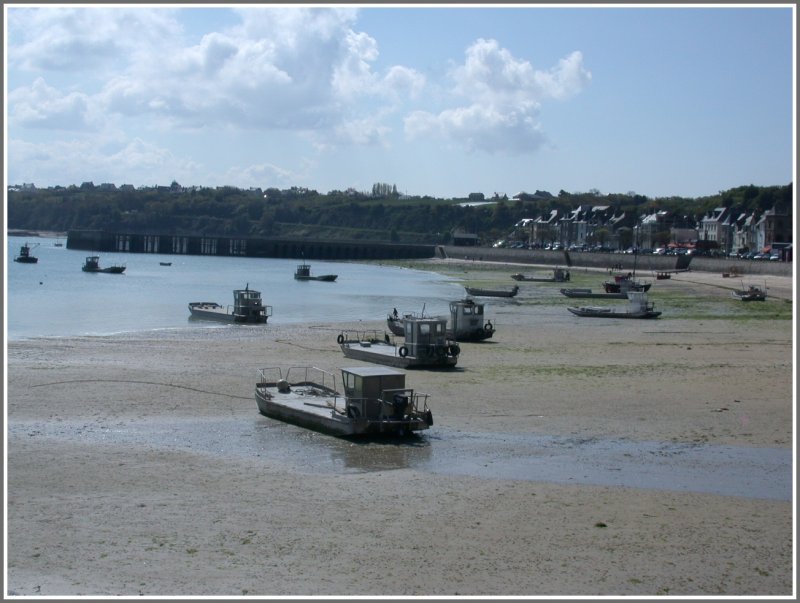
[{"left": 29, "top": 379, "right": 251, "bottom": 400}]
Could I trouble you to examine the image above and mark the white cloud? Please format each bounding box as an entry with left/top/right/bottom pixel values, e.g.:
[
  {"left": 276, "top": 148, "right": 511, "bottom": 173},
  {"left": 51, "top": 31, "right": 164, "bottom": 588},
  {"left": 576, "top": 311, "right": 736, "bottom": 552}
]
[
  {"left": 224, "top": 162, "right": 303, "bottom": 189},
  {"left": 9, "top": 77, "right": 98, "bottom": 131},
  {"left": 383, "top": 66, "right": 426, "bottom": 101},
  {"left": 405, "top": 38, "right": 590, "bottom": 155},
  {"left": 406, "top": 104, "right": 548, "bottom": 154},
  {"left": 8, "top": 6, "right": 425, "bottom": 143},
  {"left": 7, "top": 7, "right": 181, "bottom": 74},
  {"left": 7, "top": 136, "right": 201, "bottom": 187}
]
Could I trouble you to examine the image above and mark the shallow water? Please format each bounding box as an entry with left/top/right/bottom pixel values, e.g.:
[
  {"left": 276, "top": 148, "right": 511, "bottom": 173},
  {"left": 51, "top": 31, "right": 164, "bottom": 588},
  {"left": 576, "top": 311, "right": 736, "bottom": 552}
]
[
  {"left": 8, "top": 417, "right": 792, "bottom": 501},
  {"left": 6, "top": 235, "right": 466, "bottom": 340}
]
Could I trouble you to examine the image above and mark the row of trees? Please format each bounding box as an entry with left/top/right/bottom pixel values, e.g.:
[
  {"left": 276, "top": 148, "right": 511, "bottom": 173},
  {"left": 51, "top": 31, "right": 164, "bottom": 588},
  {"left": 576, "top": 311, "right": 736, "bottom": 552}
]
[{"left": 7, "top": 182, "right": 792, "bottom": 245}]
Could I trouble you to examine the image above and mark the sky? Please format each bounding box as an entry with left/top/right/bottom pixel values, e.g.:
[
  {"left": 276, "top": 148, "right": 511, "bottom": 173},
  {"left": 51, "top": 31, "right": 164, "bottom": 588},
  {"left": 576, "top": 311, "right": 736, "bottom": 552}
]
[{"left": 4, "top": 3, "right": 796, "bottom": 200}]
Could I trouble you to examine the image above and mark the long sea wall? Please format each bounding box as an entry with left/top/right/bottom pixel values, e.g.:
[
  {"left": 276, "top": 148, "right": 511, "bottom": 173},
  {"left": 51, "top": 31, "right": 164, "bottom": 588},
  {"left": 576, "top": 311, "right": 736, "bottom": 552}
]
[{"left": 440, "top": 245, "right": 793, "bottom": 277}]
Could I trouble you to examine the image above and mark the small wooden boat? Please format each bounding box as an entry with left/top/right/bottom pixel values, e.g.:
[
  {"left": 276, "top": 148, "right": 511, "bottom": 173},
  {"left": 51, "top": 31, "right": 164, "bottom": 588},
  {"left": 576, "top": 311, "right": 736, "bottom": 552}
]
[
  {"left": 464, "top": 285, "right": 519, "bottom": 298},
  {"left": 511, "top": 268, "right": 569, "bottom": 282},
  {"left": 560, "top": 288, "right": 628, "bottom": 299},
  {"left": 294, "top": 262, "right": 337, "bottom": 281},
  {"left": 387, "top": 309, "right": 426, "bottom": 337},
  {"left": 82, "top": 255, "right": 125, "bottom": 273},
  {"left": 188, "top": 285, "right": 273, "bottom": 323},
  {"left": 567, "top": 292, "right": 662, "bottom": 319},
  {"left": 159, "top": 261, "right": 172, "bottom": 266},
  {"left": 731, "top": 284, "right": 767, "bottom": 301},
  {"left": 338, "top": 316, "right": 459, "bottom": 369},
  {"left": 13, "top": 242, "right": 39, "bottom": 264},
  {"left": 255, "top": 365, "right": 433, "bottom": 437},
  {"left": 602, "top": 275, "right": 651, "bottom": 293}
]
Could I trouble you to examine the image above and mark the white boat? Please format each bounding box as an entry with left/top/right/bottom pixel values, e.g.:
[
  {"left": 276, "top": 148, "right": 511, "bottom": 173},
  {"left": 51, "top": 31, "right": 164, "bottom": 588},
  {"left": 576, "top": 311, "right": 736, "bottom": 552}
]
[
  {"left": 448, "top": 298, "right": 495, "bottom": 341},
  {"left": 255, "top": 365, "right": 433, "bottom": 437},
  {"left": 567, "top": 291, "right": 662, "bottom": 319},
  {"left": 188, "top": 285, "right": 272, "bottom": 323},
  {"left": 338, "top": 316, "right": 459, "bottom": 369}
]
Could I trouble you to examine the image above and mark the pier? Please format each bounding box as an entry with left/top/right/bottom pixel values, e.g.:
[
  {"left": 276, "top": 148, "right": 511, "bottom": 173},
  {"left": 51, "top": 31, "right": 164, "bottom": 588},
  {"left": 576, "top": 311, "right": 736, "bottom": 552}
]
[{"left": 66, "top": 230, "right": 437, "bottom": 261}]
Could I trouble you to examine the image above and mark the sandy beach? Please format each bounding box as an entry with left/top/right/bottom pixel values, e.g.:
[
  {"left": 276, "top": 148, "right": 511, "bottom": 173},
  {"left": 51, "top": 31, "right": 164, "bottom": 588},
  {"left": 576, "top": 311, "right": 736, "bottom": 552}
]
[{"left": 5, "top": 260, "right": 795, "bottom": 597}]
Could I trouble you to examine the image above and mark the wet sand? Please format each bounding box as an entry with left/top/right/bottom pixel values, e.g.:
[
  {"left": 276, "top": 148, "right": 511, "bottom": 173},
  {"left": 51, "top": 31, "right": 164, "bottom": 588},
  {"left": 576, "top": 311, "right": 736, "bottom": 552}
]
[{"left": 5, "top": 261, "right": 795, "bottom": 596}]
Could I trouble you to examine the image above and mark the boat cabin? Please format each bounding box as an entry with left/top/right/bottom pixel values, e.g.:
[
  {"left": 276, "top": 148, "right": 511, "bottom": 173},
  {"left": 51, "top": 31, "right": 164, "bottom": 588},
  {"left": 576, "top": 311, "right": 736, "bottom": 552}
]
[
  {"left": 341, "top": 366, "right": 413, "bottom": 420},
  {"left": 626, "top": 291, "right": 655, "bottom": 313},
  {"left": 295, "top": 263, "right": 311, "bottom": 278},
  {"left": 84, "top": 256, "right": 100, "bottom": 270},
  {"left": 401, "top": 316, "right": 452, "bottom": 357},
  {"left": 449, "top": 298, "right": 494, "bottom": 340},
  {"left": 232, "top": 287, "right": 272, "bottom": 323}
]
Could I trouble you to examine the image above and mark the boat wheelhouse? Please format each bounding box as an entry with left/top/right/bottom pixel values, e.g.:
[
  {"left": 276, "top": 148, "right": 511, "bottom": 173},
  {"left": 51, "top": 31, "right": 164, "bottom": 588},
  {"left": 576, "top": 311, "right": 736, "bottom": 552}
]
[{"left": 448, "top": 298, "right": 494, "bottom": 341}]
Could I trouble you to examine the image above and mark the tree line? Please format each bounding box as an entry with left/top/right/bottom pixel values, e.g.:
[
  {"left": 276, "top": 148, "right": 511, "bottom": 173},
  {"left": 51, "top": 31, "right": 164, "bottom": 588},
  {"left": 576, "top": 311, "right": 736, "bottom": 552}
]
[{"left": 7, "top": 182, "right": 792, "bottom": 245}]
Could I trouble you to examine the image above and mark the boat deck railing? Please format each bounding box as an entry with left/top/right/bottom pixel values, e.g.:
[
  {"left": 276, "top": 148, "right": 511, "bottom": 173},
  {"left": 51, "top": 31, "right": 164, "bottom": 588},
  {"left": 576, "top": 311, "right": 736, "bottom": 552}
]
[
  {"left": 256, "top": 366, "right": 341, "bottom": 403},
  {"left": 338, "top": 329, "right": 395, "bottom": 346},
  {"left": 345, "top": 388, "right": 430, "bottom": 420}
]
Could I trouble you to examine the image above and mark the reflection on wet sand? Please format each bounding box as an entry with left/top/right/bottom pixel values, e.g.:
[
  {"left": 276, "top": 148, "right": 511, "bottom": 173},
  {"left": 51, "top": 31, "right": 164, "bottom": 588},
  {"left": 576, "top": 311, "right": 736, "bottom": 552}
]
[{"left": 7, "top": 417, "right": 790, "bottom": 501}]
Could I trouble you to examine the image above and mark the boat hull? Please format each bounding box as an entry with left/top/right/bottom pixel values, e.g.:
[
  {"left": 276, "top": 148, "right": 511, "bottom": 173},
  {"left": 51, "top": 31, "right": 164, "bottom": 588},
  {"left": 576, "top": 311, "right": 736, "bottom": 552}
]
[
  {"left": 295, "top": 274, "right": 337, "bottom": 281},
  {"left": 386, "top": 317, "right": 405, "bottom": 336},
  {"left": 567, "top": 306, "right": 661, "bottom": 319},
  {"left": 560, "top": 288, "right": 627, "bottom": 299},
  {"left": 511, "top": 272, "right": 568, "bottom": 282},
  {"left": 464, "top": 286, "right": 519, "bottom": 297},
  {"left": 339, "top": 341, "right": 458, "bottom": 369},
  {"left": 14, "top": 257, "right": 38, "bottom": 263},
  {"left": 188, "top": 303, "right": 267, "bottom": 323},
  {"left": 82, "top": 266, "right": 126, "bottom": 274}
]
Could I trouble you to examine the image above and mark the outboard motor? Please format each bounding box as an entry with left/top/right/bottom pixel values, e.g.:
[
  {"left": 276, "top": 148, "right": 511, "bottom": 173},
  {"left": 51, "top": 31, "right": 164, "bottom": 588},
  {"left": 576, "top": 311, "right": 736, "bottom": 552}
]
[{"left": 392, "top": 393, "right": 409, "bottom": 418}]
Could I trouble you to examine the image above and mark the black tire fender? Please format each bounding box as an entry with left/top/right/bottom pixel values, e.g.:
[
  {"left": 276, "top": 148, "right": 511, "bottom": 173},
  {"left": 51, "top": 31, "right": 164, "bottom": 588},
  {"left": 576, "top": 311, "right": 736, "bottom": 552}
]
[
  {"left": 398, "top": 345, "right": 409, "bottom": 358},
  {"left": 337, "top": 333, "right": 345, "bottom": 344}
]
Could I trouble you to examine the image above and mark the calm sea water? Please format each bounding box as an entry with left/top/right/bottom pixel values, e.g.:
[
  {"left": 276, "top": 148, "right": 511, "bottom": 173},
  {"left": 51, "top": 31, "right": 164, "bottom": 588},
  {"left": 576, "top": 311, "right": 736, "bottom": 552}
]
[{"left": 6, "top": 235, "right": 465, "bottom": 340}]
